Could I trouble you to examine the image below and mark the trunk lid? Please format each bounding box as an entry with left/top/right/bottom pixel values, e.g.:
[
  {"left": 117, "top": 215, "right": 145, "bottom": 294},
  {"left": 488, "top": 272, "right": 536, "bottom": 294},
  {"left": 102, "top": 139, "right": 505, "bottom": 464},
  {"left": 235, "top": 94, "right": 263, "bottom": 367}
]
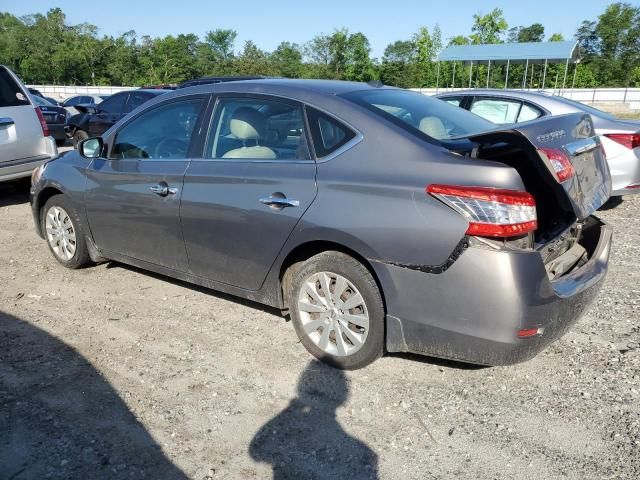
[{"left": 467, "top": 113, "right": 611, "bottom": 220}]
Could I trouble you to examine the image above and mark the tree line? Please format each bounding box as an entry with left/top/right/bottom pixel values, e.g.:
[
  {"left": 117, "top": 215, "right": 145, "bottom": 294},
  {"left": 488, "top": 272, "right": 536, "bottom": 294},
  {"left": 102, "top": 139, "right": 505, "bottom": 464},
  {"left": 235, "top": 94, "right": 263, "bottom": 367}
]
[{"left": 0, "top": 3, "right": 638, "bottom": 88}]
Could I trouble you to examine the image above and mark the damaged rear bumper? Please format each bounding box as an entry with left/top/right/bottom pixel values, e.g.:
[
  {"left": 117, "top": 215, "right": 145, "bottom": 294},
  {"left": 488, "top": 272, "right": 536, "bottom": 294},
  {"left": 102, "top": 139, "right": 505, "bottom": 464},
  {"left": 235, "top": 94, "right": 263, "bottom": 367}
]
[{"left": 377, "top": 216, "right": 612, "bottom": 366}]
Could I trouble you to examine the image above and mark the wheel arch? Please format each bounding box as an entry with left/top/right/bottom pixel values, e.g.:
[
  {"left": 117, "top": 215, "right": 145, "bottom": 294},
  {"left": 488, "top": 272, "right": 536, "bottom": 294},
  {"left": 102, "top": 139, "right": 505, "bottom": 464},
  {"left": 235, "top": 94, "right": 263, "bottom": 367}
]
[
  {"left": 35, "top": 186, "right": 65, "bottom": 235},
  {"left": 278, "top": 240, "right": 387, "bottom": 314}
]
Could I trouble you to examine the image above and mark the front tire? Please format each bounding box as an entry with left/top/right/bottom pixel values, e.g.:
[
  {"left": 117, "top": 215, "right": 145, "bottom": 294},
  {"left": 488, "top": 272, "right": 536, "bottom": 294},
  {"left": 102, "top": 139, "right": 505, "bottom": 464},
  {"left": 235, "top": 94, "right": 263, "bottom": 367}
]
[
  {"left": 41, "top": 195, "right": 93, "bottom": 269},
  {"left": 288, "top": 251, "right": 384, "bottom": 369}
]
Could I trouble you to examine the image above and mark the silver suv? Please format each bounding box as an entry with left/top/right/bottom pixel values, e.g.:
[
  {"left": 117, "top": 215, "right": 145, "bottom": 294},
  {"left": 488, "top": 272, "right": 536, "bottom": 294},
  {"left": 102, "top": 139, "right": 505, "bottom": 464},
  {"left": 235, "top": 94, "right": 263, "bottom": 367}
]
[{"left": 0, "top": 65, "right": 57, "bottom": 182}]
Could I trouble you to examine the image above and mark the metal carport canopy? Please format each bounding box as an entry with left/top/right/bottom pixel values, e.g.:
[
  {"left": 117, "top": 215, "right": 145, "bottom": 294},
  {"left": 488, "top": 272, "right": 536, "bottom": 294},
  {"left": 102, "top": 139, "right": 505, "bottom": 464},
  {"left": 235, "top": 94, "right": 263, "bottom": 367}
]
[{"left": 437, "top": 41, "right": 579, "bottom": 65}]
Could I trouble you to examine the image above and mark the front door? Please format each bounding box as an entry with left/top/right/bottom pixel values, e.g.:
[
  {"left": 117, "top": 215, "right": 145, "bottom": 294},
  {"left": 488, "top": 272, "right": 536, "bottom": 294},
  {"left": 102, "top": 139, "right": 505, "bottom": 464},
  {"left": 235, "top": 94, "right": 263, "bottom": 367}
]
[
  {"left": 84, "top": 96, "right": 206, "bottom": 271},
  {"left": 180, "top": 95, "right": 317, "bottom": 290}
]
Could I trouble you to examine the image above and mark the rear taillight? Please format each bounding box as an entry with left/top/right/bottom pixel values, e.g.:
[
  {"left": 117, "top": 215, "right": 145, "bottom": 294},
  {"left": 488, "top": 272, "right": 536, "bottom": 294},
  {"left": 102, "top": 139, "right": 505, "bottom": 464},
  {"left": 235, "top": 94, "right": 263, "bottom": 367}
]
[
  {"left": 539, "top": 147, "right": 575, "bottom": 183},
  {"left": 604, "top": 133, "right": 640, "bottom": 150},
  {"left": 427, "top": 185, "right": 537, "bottom": 238},
  {"left": 35, "top": 107, "right": 49, "bottom": 137}
]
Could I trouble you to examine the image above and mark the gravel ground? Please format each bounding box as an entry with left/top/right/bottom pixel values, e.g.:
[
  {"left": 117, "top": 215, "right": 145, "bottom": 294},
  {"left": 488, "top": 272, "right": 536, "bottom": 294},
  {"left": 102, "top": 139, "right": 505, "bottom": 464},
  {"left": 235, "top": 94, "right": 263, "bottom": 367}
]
[{"left": 0, "top": 178, "right": 638, "bottom": 480}]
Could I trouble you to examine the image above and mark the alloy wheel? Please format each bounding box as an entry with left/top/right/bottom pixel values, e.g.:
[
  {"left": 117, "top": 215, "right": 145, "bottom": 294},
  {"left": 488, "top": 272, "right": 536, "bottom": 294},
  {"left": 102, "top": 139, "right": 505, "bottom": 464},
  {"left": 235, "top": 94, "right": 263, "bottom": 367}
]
[
  {"left": 297, "top": 271, "right": 369, "bottom": 357},
  {"left": 45, "top": 206, "right": 77, "bottom": 261}
]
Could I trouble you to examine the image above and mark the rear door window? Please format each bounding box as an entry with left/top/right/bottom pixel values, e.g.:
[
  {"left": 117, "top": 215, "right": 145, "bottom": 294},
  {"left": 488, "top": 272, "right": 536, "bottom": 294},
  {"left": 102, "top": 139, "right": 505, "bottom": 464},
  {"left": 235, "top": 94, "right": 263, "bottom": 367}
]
[
  {"left": 99, "top": 93, "right": 127, "bottom": 114},
  {"left": 0, "top": 68, "right": 30, "bottom": 108},
  {"left": 306, "top": 107, "right": 356, "bottom": 157},
  {"left": 206, "top": 97, "right": 310, "bottom": 161},
  {"left": 470, "top": 98, "right": 522, "bottom": 124},
  {"left": 125, "top": 92, "right": 152, "bottom": 113}
]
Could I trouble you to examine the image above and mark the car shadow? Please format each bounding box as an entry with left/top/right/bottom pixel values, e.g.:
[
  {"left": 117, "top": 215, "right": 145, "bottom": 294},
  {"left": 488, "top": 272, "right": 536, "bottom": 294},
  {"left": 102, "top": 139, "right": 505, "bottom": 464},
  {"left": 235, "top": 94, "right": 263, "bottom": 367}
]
[
  {"left": 0, "top": 310, "right": 188, "bottom": 480},
  {"left": 105, "top": 261, "right": 284, "bottom": 318},
  {"left": 387, "top": 352, "right": 489, "bottom": 370},
  {"left": 249, "top": 360, "right": 379, "bottom": 479},
  {"left": 0, "top": 178, "right": 30, "bottom": 207}
]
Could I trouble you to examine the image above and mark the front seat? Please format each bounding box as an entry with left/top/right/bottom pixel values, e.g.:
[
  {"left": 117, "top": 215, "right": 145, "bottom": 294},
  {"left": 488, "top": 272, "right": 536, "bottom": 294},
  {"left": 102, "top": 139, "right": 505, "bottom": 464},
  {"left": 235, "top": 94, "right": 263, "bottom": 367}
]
[{"left": 222, "top": 107, "right": 277, "bottom": 159}]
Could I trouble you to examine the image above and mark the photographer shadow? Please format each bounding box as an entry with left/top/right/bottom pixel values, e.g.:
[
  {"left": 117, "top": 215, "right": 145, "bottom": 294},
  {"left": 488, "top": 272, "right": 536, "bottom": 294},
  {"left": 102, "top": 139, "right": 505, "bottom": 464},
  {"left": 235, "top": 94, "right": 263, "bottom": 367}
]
[{"left": 250, "top": 360, "right": 379, "bottom": 480}]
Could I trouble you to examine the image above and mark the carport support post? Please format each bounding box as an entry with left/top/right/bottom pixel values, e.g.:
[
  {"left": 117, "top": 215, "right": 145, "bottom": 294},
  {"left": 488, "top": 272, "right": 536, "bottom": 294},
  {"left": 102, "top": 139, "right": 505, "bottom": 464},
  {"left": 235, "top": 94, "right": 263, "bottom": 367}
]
[
  {"left": 571, "top": 63, "right": 578, "bottom": 96},
  {"left": 561, "top": 57, "right": 569, "bottom": 93},
  {"left": 542, "top": 59, "right": 548, "bottom": 89},
  {"left": 468, "top": 61, "right": 473, "bottom": 88},
  {"left": 504, "top": 59, "right": 510, "bottom": 89},
  {"left": 435, "top": 62, "right": 440, "bottom": 93},
  {"left": 486, "top": 60, "right": 491, "bottom": 88},
  {"left": 522, "top": 59, "right": 529, "bottom": 89},
  {"left": 452, "top": 62, "right": 456, "bottom": 89}
]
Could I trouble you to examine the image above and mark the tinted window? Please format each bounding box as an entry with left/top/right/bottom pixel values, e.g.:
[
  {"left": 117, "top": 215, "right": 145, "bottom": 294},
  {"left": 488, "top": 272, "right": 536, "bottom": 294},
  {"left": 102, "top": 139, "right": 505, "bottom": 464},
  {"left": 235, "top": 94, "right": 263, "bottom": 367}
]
[
  {"left": 0, "top": 68, "right": 30, "bottom": 107},
  {"left": 31, "top": 95, "right": 54, "bottom": 107},
  {"left": 125, "top": 92, "right": 151, "bottom": 113},
  {"left": 470, "top": 98, "right": 522, "bottom": 124},
  {"left": 343, "top": 89, "right": 493, "bottom": 141},
  {"left": 207, "top": 97, "right": 310, "bottom": 161},
  {"left": 99, "top": 93, "right": 127, "bottom": 114},
  {"left": 111, "top": 98, "right": 203, "bottom": 159},
  {"left": 517, "top": 103, "right": 543, "bottom": 122},
  {"left": 307, "top": 108, "right": 356, "bottom": 157}
]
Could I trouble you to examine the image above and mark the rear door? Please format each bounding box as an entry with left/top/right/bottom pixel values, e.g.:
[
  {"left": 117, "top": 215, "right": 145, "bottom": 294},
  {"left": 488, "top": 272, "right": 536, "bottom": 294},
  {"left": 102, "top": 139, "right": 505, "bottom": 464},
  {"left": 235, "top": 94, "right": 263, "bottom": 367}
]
[
  {"left": 84, "top": 95, "right": 206, "bottom": 271},
  {"left": 87, "top": 92, "right": 127, "bottom": 136},
  {"left": 180, "top": 95, "right": 317, "bottom": 290},
  {"left": 0, "top": 66, "right": 43, "bottom": 163}
]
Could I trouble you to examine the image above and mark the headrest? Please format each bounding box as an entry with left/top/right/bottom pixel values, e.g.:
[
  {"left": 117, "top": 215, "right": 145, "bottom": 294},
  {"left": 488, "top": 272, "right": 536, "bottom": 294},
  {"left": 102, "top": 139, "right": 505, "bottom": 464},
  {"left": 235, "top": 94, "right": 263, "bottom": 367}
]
[
  {"left": 419, "top": 116, "right": 446, "bottom": 139},
  {"left": 230, "top": 107, "right": 267, "bottom": 140}
]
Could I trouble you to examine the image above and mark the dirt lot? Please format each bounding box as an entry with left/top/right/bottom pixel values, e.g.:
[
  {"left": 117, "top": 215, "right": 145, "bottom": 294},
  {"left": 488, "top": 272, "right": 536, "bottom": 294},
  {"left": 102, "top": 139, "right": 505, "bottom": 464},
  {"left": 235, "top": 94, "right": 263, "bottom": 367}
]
[{"left": 1, "top": 178, "right": 638, "bottom": 480}]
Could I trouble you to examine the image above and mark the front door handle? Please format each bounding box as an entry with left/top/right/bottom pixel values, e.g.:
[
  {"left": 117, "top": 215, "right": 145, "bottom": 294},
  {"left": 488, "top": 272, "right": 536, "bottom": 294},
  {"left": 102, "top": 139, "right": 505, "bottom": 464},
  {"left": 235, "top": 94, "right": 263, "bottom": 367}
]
[
  {"left": 149, "top": 183, "right": 178, "bottom": 196},
  {"left": 0, "top": 117, "right": 14, "bottom": 128},
  {"left": 259, "top": 194, "right": 300, "bottom": 209}
]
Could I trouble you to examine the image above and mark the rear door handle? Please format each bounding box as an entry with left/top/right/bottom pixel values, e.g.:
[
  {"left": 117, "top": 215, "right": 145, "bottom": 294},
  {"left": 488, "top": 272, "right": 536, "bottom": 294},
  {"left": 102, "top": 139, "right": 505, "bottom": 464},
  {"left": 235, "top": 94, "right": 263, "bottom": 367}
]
[
  {"left": 149, "top": 183, "right": 178, "bottom": 196},
  {"left": 259, "top": 195, "right": 300, "bottom": 209},
  {"left": 0, "top": 117, "right": 14, "bottom": 127}
]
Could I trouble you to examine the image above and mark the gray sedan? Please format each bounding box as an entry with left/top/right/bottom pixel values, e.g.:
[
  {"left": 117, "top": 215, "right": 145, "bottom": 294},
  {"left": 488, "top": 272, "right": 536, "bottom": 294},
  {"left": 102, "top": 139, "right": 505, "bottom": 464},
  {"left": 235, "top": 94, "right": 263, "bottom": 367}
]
[
  {"left": 30, "top": 80, "right": 612, "bottom": 369},
  {"left": 436, "top": 89, "right": 640, "bottom": 197}
]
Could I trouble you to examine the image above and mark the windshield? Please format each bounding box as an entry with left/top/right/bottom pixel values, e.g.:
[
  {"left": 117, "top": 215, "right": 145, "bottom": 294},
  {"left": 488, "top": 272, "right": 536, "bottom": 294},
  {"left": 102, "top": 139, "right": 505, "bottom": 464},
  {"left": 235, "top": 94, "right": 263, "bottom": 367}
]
[{"left": 342, "top": 89, "right": 495, "bottom": 141}]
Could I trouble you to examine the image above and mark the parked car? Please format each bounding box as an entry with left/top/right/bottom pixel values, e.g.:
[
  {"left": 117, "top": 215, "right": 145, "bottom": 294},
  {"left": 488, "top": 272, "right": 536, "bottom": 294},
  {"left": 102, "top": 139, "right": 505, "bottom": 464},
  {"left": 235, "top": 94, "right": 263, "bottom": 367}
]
[
  {"left": 65, "top": 89, "right": 168, "bottom": 147},
  {"left": 31, "top": 95, "right": 68, "bottom": 146},
  {"left": 31, "top": 80, "right": 612, "bottom": 369},
  {"left": 61, "top": 94, "right": 106, "bottom": 116},
  {"left": 0, "top": 65, "right": 57, "bottom": 182},
  {"left": 177, "top": 76, "right": 267, "bottom": 89},
  {"left": 44, "top": 96, "right": 61, "bottom": 106},
  {"left": 436, "top": 89, "right": 640, "bottom": 197}
]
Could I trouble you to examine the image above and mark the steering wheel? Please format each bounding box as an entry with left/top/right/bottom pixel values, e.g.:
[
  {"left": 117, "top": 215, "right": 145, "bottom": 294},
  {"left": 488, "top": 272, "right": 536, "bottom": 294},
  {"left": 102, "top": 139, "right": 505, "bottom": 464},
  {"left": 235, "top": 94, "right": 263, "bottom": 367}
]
[{"left": 153, "top": 138, "right": 188, "bottom": 159}]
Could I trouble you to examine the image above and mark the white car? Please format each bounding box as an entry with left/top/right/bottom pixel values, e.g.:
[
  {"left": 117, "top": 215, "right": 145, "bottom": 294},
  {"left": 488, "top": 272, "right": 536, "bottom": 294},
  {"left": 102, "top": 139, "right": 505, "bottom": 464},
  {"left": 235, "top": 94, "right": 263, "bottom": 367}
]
[{"left": 0, "top": 65, "right": 57, "bottom": 182}]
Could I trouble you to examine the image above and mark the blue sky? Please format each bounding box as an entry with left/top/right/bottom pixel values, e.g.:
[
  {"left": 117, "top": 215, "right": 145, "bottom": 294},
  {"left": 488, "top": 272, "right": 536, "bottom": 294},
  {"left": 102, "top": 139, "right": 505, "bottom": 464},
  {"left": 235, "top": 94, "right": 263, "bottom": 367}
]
[{"left": 3, "top": 0, "right": 608, "bottom": 58}]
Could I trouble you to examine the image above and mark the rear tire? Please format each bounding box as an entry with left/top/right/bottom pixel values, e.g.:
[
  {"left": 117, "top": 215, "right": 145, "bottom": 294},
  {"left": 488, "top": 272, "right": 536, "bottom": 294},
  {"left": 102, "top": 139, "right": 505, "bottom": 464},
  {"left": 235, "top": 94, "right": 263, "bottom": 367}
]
[
  {"left": 41, "top": 195, "right": 93, "bottom": 269},
  {"left": 72, "top": 129, "right": 88, "bottom": 149},
  {"left": 288, "top": 251, "right": 384, "bottom": 369}
]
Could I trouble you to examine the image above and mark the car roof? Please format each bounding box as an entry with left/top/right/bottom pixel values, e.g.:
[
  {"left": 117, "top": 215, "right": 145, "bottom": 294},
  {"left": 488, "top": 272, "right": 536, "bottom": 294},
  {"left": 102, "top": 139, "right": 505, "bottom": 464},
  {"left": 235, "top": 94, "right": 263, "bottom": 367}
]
[
  {"left": 180, "top": 78, "right": 386, "bottom": 96},
  {"left": 436, "top": 88, "right": 556, "bottom": 101}
]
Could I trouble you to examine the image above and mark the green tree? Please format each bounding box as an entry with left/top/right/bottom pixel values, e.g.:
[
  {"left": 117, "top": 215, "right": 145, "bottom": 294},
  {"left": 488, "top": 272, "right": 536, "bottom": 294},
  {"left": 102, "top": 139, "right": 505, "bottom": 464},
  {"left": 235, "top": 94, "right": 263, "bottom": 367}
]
[
  {"left": 271, "top": 42, "right": 303, "bottom": 78},
  {"left": 549, "top": 33, "right": 565, "bottom": 42},
  {"left": 380, "top": 40, "right": 416, "bottom": 87},
  {"left": 345, "top": 32, "right": 375, "bottom": 82},
  {"left": 470, "top": 8, "right": 508, "bottom": 44}
]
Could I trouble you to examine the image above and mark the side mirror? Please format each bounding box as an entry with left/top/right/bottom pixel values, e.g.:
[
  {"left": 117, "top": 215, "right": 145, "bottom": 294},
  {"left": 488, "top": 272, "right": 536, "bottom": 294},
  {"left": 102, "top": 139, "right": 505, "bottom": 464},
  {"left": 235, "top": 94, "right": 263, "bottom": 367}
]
[{"left": 79, "top": 137, "right": 103, "bottom": 159}]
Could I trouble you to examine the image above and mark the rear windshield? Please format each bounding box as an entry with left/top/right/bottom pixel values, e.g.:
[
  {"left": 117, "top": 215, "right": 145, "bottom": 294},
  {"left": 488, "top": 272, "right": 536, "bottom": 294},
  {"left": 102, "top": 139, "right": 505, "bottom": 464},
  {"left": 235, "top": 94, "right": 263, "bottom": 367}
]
[
  {"left": 342, "top": 89, "right": 494, "bottom": 141},
  {"left": 0, "top": 67, "right": 30, "bottom": 108},
  {"left": 552, "top": 96, "right": 616, "bottom": 120}
]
